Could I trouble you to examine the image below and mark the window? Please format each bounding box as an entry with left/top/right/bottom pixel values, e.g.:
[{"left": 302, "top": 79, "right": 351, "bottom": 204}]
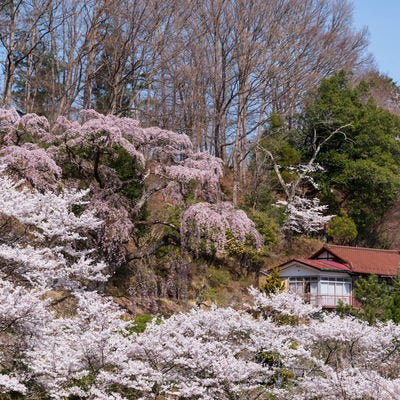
[
  {"left": 288, "top": 277, "right": 318, "bottom": 304},
  {"left": 288, "top": 276, "right": 352, "bottom": 307},
  {"left": 319, "top": 277, "right": 352, "bottom": 307},
  {"left": 288, "top": 277, "right": 317, "bottom": 296}
]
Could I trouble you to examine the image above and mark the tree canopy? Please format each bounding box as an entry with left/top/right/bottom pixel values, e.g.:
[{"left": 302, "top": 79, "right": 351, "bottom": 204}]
[{"left": 303, "top": 72, "right": 400, "bottom": 244}]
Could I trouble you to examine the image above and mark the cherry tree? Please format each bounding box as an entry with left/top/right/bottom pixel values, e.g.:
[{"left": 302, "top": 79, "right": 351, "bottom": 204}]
[
  {"left": 180, "top": 201, "right": 263, "bottom": 257},
  {"left": 3, "top": 276, "right": 400, "bottom": 398},
  {"left": 0, "top": 281, "right": 52, "bottom": 395},
  {"left": 22, "top": 289, "right": 400, "bottom": 400},
  {"left": 277, "top": 196, "right": 334, "bottom": 235},
  {"left": 25, "top": 302, "right": 268, "bottom": 399},
  {"left": 0, "top": 165, "right": 111, "bottom": 396},
  {"left": 0, "top": 110, "right": 60, "bottom": 190},
  {"left": 0, "top": 108, "right": 264, "bottom": 273},
  {"left": 291, "top": 314, "right": 400, "bottom": 399},
  {"left": 0, "top": 167, "right": 107, "bottom": 289},
  {"left": 251, "top": 290, "right": 400, "bottom": 400},
  {"left": 26, "top": 291, "right": 135, "bottom": 399},
  {"left": 158, "top": 151, "right": 224, "bottom": 203}
]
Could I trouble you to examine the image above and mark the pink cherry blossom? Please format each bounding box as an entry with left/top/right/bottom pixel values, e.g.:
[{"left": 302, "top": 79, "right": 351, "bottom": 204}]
[
  {"left": 181, "top": 201, "right": 263, "bottom": 255},
  {"left": 1, "top": 144, "right": 62, "bottom": 190}
]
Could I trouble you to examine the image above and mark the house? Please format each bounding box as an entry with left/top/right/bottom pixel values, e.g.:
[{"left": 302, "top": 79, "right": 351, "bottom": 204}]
[{"left": 277, "top": 244, "right": 400, "bottom": 308}]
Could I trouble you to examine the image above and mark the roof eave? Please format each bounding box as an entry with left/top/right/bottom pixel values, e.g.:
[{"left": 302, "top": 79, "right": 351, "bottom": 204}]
[{"left": 319, "top": 268, "right": 353, "bottom": 274}]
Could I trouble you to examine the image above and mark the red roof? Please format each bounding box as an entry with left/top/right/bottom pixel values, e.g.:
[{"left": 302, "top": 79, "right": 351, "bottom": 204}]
[
  {"left": 312, "top": 245, "right": 400, "bottom": 276},
  {"left": 292, "top": 258, "right": 352, "bottom": 272}
]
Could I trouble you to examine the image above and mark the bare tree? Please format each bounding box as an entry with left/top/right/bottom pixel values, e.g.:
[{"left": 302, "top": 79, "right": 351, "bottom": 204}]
[
  {"left": 263, "top": 0, "right": 369, "bottom": 120},
  {"left": 0, "top": 0, "right": 55, "bottom": 107},
  {"left": 231, "top": 0, "right": 268, "bottom": 205},
  {"left": 0, "top": 0, "right": 370, "bottom": 202}
]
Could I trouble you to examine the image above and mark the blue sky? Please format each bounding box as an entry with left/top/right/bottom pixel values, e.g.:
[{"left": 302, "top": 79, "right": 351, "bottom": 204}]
[{"left": 352, "top": 0, "right": 400, "bottom": 84}]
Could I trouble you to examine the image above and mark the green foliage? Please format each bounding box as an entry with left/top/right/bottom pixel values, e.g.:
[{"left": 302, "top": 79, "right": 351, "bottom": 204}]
[
  {"left": 106, "top": 145, "right": 145, "bottom": 202},
  {"left": 259, "top": 132, "right": 302, "bottom": 170},
  {"left": 256, "top": 351, "right": 294, "bottom": 388},
  {"left": 243, "top": 209, "right": 280, "bottom": 248},
  {"left": 326, "top": 215, "right": 357, "bottom": 245},
  {"left": 276, "top": 144, "right": 302, "bottom": 168},
  {"left": 202, "top": 267, "right": 234, "bottom": 305},
  {"left": 250, "top": 119, "right": 302, "bottom": 207},
  {"left": 263, "top": 267, "right": 285, "bottom": 295},
  {"left": 390, "top": 277, "right": 400, "bottom": 324},
  {"left": 224, "top": 230, "right": 266, "bottom": 277},
  {"left": 203, "top": 286, "right": 226, "bottom": 305},
  {"left": 335, "top": 299, "right": 358, "bottom": 318},
  {"left": 337, "top": 158, "right": 399, "bottom": 229},
  {"left": 127, "top": 314, "right": 161, "bottom": 334},
  {"left": 69, "top": 374, "right": 95, "bottom": 397},
  {"left": 303, "top": 71, "right": 400, "bottom": 246},
  {"left": 244, "top": 180, "right": 275, "bottom": 212},
  {"left": 354, "top": 275, "right": 393, "bottom": 324},
  {"left": 267, "top": 113, "right": 285, "bottom": 134},
  {"left": 339, "top": 273, "right": 400, "bottom": 324}
]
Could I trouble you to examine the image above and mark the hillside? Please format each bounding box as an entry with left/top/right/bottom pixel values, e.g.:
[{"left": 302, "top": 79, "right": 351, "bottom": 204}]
[{"left": 2, "top": 68, "right": 400, "bottom": 315}]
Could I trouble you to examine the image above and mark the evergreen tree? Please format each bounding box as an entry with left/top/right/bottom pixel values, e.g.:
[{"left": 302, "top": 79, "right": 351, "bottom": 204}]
[
  {"left": 354, "top": 275, "right": 393, "bottom": 324},
  {"left": 303, "top": 72, "right": 400, "bottom": 246}
]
